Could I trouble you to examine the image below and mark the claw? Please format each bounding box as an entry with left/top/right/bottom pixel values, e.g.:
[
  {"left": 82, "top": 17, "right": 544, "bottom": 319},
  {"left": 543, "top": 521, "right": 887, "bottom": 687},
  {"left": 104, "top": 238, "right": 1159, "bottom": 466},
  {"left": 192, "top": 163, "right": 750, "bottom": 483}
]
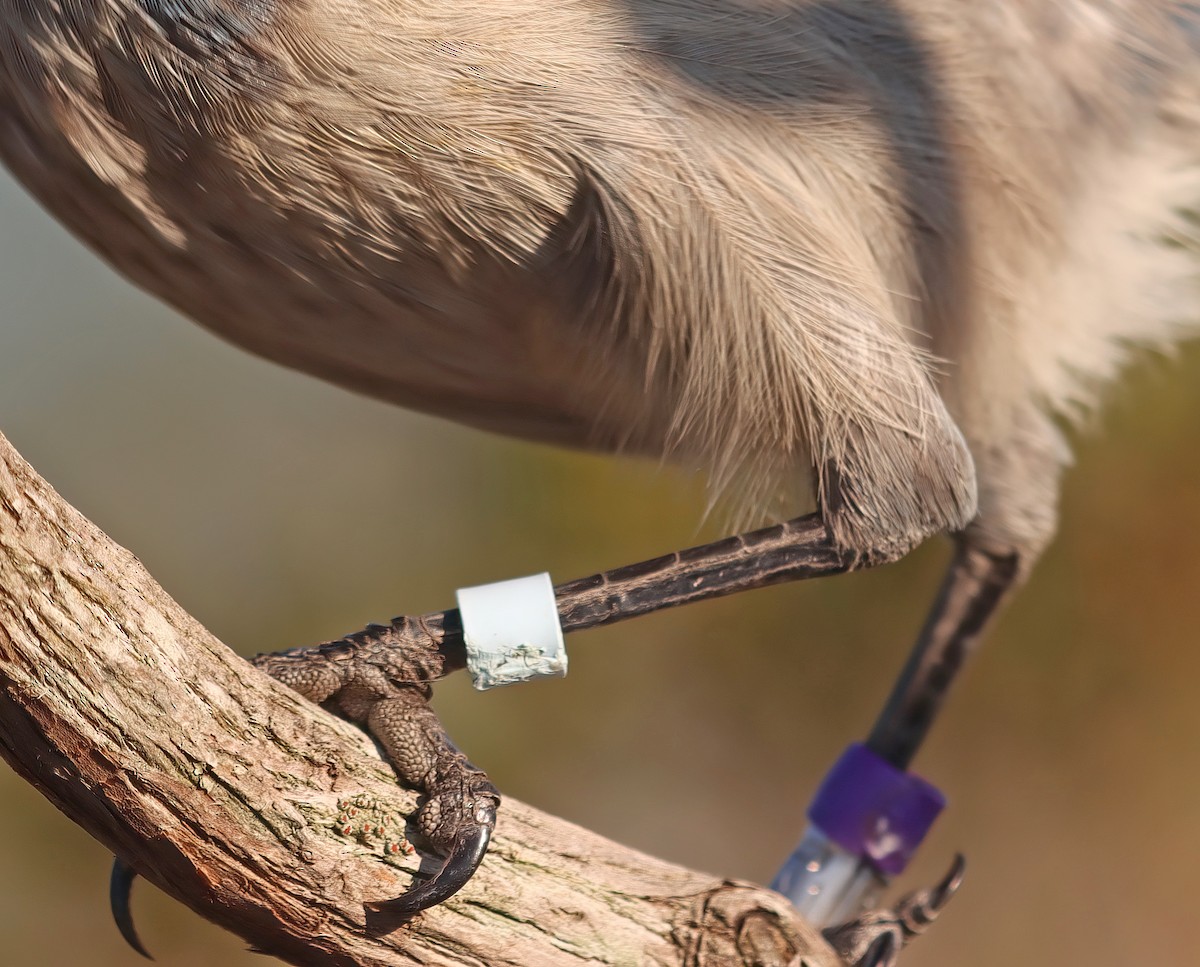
[
  {"left": 367, "top": 825, "right": 492, "bottom": 916},
  {"left": 924, "top": 852, "right": 965, "bottom": 916},
  {"left": 824, "top": 855, "right": 965, "bottom": 967},
  {"left": 110, "top": 857, "right": 153, "bottom": 959},
  {"left": 859, "top": 932, "right": 899, "bottom": 967},
  {"left": 893, "top": 853, "right": 964, "bottom": 936}
]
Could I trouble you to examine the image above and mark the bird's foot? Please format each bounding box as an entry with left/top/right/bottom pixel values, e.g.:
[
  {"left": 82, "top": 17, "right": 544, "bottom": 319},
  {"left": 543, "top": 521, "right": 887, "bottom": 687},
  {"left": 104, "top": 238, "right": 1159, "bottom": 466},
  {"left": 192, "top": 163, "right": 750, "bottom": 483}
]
[
  {"left": 823, "top": 855, "right": 965, "bottom": 967},
  {"left": 254, "top": 627, "right": 500, "bottom": 913},
  {"left": 354, "top": 684, "right": 499, "bottom": 916},
  {"left": 110, "top": 617, "right": 496, "bottom": 955}
]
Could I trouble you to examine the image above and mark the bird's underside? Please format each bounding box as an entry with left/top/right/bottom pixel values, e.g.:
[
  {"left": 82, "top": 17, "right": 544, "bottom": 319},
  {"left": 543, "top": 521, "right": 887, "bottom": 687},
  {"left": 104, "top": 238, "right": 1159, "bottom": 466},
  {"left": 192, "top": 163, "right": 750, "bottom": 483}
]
[{"left": 2, "top": 0, "right": 1199, "bottom": 962}]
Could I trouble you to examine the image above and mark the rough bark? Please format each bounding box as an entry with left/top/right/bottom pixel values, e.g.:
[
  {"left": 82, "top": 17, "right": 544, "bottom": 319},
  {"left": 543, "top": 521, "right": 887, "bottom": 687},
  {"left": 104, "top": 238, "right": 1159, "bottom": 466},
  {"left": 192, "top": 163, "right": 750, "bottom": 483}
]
[{"left": 0, "top": 428, "right": 841, "bottom": 967}]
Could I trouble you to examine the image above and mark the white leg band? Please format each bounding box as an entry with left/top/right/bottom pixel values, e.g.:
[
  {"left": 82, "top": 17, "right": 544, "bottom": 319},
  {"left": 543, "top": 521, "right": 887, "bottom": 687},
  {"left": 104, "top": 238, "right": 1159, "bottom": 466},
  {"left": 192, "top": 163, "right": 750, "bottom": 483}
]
[{"left": 455, "top": 572, "right": 568, "bottom": 690}]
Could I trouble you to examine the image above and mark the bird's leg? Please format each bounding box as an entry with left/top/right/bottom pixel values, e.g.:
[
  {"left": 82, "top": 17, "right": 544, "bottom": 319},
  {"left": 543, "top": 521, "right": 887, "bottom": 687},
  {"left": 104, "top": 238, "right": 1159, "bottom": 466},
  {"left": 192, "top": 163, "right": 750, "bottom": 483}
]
[
  {"left": 553, "top": 512, "right": 860, "bottom": 627},
  {"left": 249, "top": 513, "right": 860, "bottom": 748},
  {"left": 802, "top": 538, "right": 1023, "bottom": 964},
  {"left": 245, "top": 516, "right": 857, "bottom": 899},
  {"left": 249, "top": 517, "right": 866, "bottom": 878},
  {"left": 866, "top": 534, "right": 1025, "bottom": 769}
]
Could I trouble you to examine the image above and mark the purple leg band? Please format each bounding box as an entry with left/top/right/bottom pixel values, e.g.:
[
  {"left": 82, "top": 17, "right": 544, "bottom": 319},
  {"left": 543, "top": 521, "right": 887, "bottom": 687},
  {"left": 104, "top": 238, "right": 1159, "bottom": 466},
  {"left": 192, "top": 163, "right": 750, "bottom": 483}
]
[{"left": 807, "top": 743, "right": 945, "bottom": 876}]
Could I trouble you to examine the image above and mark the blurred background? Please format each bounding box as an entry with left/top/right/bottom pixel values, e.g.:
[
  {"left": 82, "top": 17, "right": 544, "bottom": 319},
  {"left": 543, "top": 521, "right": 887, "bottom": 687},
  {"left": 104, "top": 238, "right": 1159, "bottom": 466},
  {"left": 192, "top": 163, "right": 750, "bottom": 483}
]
[{"left": 0, "top": 164, "right": 1197, "bottom": 967}]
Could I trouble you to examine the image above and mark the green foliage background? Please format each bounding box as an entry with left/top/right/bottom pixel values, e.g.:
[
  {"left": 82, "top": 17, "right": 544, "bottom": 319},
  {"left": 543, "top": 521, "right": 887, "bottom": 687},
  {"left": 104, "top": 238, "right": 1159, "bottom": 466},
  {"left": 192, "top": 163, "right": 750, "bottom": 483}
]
[{"left": 1, "top": 168, "right": 1197, "bottom": 966}]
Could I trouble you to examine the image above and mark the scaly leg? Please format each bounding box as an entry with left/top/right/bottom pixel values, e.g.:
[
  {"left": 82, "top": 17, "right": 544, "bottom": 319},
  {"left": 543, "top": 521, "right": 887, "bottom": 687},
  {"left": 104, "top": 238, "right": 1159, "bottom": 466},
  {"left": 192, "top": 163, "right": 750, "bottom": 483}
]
[
  {"left": 817, "top": 536, "right": 1025, "bottom": 964},
  {"left": 867, "top": 536, "right": 1023, "bottom": 768},
  {"left": 258, "top": 515, "right": 858, "bottom": 909}
]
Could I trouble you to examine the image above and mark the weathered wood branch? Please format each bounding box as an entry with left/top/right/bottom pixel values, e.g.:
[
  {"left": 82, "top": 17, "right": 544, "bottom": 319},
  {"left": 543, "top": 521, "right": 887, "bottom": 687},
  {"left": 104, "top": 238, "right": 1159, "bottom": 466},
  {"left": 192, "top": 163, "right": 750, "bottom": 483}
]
[{"left": 0, "top": 429, "right": 841, "bottom": 967}]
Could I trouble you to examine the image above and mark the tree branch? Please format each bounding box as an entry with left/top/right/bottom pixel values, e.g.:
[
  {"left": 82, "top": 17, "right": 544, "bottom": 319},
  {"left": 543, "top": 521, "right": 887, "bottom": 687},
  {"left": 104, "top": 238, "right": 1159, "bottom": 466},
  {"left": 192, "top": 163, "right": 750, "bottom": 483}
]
[{"left": 0, "top": 429, "right": 841, "bottom": 967}]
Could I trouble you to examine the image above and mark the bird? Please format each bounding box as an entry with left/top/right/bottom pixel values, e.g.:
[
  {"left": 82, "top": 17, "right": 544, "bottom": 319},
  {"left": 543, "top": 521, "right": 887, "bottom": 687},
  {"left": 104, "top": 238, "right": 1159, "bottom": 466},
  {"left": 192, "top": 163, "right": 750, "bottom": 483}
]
[{"left": 1, "top": 0, "right": 1197, "bottom": 961}]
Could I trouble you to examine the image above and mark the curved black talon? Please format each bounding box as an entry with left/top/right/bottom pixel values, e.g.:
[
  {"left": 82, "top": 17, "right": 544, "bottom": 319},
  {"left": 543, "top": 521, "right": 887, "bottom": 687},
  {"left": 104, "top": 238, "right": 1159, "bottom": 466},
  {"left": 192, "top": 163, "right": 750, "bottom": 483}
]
[
  {"left": 367, "top": 825, "right": 492, "bottom": 916},
  {"left": 824, "top": 854, "right": 966, "bottom": 967},
  {"left": 256, "top": 639, "right": 499, "bottom": 919},
  {"left": 110, "top": 856, "right": 153, "bottom": 959},
  {"left": 919, "top": 852, "right": 965, "bottom": 920},
  {"left": 859, "top": 932, "right": 899, "bottom": 967}
]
